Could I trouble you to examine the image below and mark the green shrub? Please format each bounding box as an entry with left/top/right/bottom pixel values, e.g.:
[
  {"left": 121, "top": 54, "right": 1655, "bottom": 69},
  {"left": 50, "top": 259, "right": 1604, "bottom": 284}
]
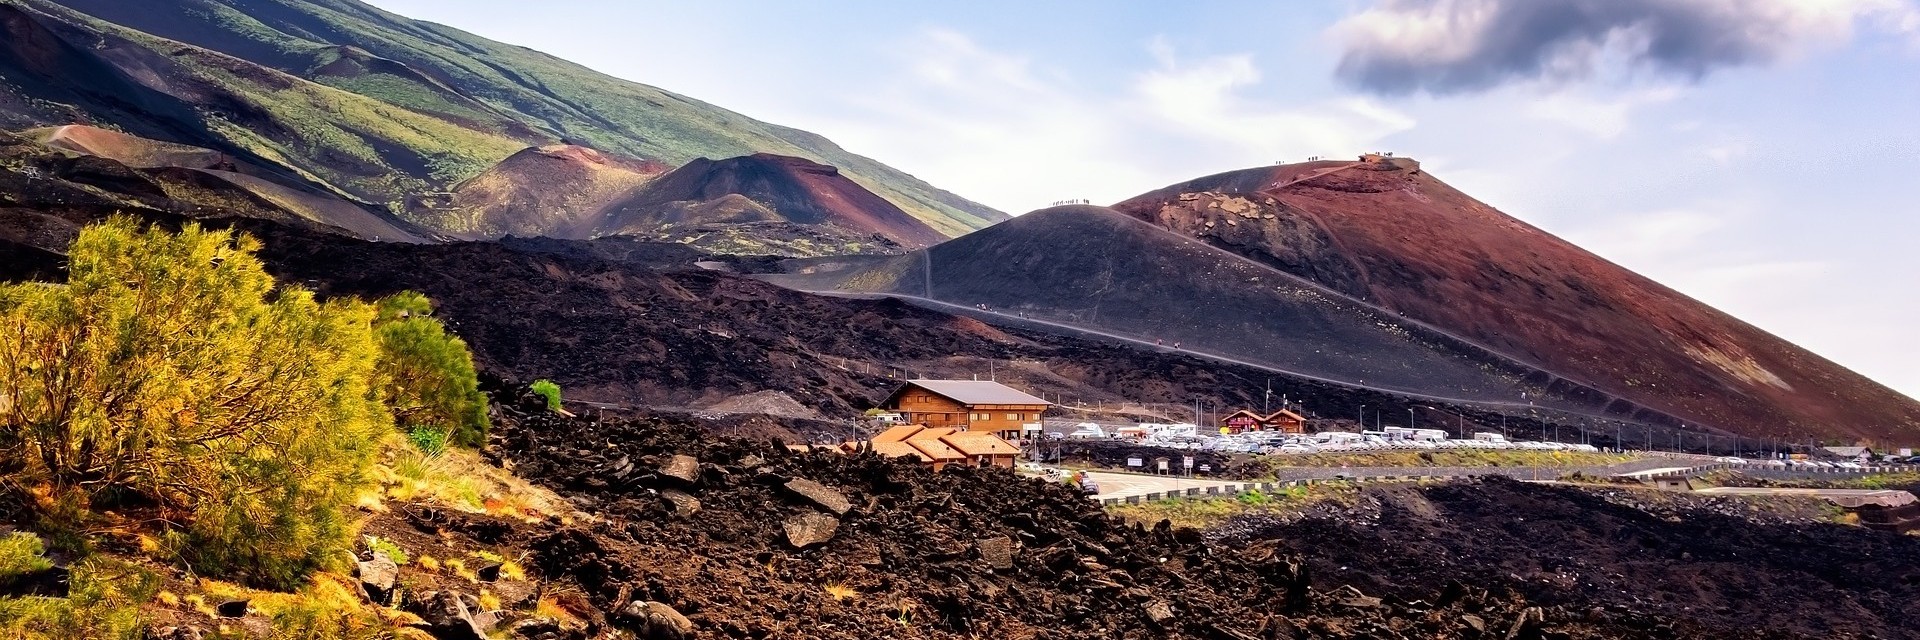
[
  {"left": 0, "top": 555, "right": 157, "bottom": 640},
  {"left": 0, "top": 219, "right": 388, "bottom": 590},
  {"left": 374, "top": 292, "right": 489, "bottom": 448},
  {"left": 530, "top": 379, "right": 562, "bottom": 411},
  {"left": 0, "top": 533, "right": 52, "bottom": 578},
  {"left": 362, "top": 536, "right": 409, "bottom": 565},
  {"left": 407, "top": 425, "right": 449, "bottom": 457}
]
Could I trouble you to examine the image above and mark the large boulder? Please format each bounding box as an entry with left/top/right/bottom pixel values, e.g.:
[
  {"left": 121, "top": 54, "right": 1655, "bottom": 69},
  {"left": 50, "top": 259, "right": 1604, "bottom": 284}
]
[
  {"left": 406, "top": 590, "right": 490, "bottom": 640},
  {"left": 357, "top": 551, "right": 400, "bottom": 604},
  {"left": 617, "top": 600, "right": 694, "bottom": 640},
  {"left": 783, "top": 478, "right": 851, "bottom": 514},
  {"left": 658, "top": 455, "right": 701, "bottom": 484},
  {"left": 783, "top": 512, "right": 840, "bottom": 548}
]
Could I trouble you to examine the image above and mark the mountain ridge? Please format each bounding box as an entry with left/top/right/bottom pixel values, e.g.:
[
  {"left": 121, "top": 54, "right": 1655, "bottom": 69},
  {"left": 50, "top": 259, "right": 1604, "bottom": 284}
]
[{"left": 26, "top": 0, "right": 1007, "bottom": 236}]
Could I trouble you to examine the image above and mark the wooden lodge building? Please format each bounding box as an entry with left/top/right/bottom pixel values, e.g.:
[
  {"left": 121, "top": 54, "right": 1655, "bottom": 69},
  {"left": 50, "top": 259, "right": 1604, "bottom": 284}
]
[
  {"left": 1217, "top": 409, "right": 1307, "bottom": 434},
  {"left": 880, "top": 380, "right": 1052, "bottom": 440}
]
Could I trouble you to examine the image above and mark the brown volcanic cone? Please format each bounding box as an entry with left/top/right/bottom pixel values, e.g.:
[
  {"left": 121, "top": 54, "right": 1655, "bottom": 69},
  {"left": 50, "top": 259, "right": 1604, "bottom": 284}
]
[
  {"left": 1113, "top": 158, "right": 1920, "bottom": 441},
  {"left": 764, "top": 204, "right": 1641, "bottom": 417},
  {"left": 427, "top": 144, "right": 668, "bottom": 238},
  {"left": 592, "top": 153, "right": 949, "bottom": 247}
]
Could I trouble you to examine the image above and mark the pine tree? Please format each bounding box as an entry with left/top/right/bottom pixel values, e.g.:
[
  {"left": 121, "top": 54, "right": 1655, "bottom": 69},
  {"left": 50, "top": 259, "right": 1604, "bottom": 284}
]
[
  {"left": 373, "top": 291, "right": 488, "bottom": 448},
  {"left": 0, "top": 218, "right": 388, "bottom": 589}
]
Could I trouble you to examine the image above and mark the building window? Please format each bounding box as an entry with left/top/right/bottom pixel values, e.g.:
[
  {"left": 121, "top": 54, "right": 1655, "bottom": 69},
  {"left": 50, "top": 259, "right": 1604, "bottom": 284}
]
[{"left": 1006, "top": 413, "right": 1019, "bottom": 421}]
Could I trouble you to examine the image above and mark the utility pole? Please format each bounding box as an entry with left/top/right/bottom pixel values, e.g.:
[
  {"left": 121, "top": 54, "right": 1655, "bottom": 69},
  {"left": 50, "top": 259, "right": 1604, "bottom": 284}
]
[
  {"left": 1264, "top": 378, "right": 1272, "bottom": 414},
  {"left": 1359, "top": 405, "right": 1366, "bottom": 430}
]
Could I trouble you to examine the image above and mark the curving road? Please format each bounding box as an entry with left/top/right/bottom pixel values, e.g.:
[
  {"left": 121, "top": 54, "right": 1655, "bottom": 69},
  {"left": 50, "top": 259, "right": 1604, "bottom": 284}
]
[{"left": 810, "top": 288, "right": 1615, "bottom": 418}]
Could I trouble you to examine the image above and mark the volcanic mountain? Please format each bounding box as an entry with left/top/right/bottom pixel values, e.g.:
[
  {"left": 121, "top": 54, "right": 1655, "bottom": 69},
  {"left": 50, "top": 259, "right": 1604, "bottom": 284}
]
[
  {"left": 415, "top": 149, "right": 937, "bottom": 254},
  {"left": 420, "top": 144, "right": 669, "bottom": 238},
  {"left": 1103, "top": 157, "right": 1920, "bottom": 441},
  {"left": 588, "top": 154, "right": 948, "bottom": 248},
  {"left": 762, "top": 204, "right": 1638, "bottom": 418},
  {"left": 9, "top": 0, "right": 1005, "bottom": 236},
  {"left": 766, "top": 159, "right": 1920, "bottom": 441}
]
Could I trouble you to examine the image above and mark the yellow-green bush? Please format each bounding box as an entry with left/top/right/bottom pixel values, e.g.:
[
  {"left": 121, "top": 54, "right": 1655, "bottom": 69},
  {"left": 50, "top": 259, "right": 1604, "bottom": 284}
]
[
  {"left": 0, "top": 218, "right": 388, "bottom": 589},
  {"left": 0, "top": 537, "right": 157, "bottom": 640}
]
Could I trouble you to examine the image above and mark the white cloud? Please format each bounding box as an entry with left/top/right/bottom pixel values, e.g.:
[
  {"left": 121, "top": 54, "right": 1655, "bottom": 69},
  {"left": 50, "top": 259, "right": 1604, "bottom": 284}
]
[
  {"left": 1522, "top": 86, "right": 1681, "bottom": 138},
  {"left": 808, "top": 29, "right": 1414, "bottom": 214},
  {"left": 1134, "top": 40, "right": 1417, "bottom": 160}
]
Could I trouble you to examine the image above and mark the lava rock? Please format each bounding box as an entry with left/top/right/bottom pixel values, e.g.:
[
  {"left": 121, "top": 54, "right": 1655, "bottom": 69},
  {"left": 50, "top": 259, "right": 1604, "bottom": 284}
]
[
  {"left": 784, "top": 478, "right": 851, "bottom": 514},
  {"left": 1144, "top": 600, "right": 1175, "bottom": 625},
  {"left": 661, "top": 489, "right": 701, "bottom": 515},
  {"left": 977, "top": 536, "right": 1016, "bottom": 570},
  {"left": 617, "top": 600, "right": 695, "bottom": 640},
  {"left": 784, "top": 512, "right": 840, "bottom": 548},
  {"left": 659, "top": 455, "right": 701, "bottom": 485},
  {"left": 407, "top": 590, "right": 490, "bottom": 640},
  {"left": 215, "top": 599, "right": 249, "bottom": 618},
  {"left": 1506, "top": 606, "right": 1544, "bottom": 640},
  {"left": 358, "top": 551, "right": 400, "bottom": 604}
]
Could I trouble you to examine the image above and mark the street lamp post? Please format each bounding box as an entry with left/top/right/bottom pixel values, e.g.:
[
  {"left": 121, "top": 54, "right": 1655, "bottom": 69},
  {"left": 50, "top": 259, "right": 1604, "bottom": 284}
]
[
  {"left": 1408, "top": 407, "right": 1415, "bottom": 429},
  {"left": 1358, "top": 405, "right": 1366, "bottom": 430}
]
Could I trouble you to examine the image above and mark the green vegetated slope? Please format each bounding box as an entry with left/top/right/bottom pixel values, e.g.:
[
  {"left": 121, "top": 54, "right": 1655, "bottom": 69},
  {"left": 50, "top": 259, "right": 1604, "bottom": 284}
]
[
  {"left": 3, "top": 0, "right": 533, "bottom": 215},
  {"left": 36, "top": 0, "right": 1006, "bottom": 236}
]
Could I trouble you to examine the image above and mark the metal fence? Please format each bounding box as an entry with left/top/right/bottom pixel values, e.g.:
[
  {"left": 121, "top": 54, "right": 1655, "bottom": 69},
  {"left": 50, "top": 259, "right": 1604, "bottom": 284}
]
[{"left": 1095, "top": 458, "right": 1900, "bottom": 506}]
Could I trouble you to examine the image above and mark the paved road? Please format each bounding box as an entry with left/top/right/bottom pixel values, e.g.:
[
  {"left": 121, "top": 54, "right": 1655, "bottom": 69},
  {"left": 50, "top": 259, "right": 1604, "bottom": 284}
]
[
  {"left": 1080, "top": 470, "right": 1246, "bottom": 501},
  {"left": 823, "top": 290, "right": 1594, "bottom": 414}
]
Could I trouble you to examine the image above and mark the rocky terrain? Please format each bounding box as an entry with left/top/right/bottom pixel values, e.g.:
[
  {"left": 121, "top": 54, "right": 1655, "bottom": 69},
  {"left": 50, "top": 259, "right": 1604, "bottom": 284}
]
[
  {"left": 437, "top": 386, "right": 1920, "bottom": 639},
  {"left": 1214, "top": 477, "right": 1920, "bottom": 639}
]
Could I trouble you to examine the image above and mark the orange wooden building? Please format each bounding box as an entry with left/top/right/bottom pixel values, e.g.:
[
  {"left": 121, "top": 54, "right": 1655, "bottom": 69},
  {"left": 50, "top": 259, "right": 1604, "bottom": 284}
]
[
  {"left": 861, "top": 424, "right": 1019, "bottom": 470},
  {"left": 880, "top": 380, "right": 1052, "bottom": 440},
  {"left": 1216, "top": 408, "right": 1308, "bottom": 434},
  {"left": 1266, "top": 409, "right": 1307, "bottom": 434}
]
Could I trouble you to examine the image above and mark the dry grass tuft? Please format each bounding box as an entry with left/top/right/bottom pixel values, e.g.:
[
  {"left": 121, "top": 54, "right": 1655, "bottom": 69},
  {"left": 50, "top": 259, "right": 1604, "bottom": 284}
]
[{"left": 824, "top": 583, "right": 860, "bottom": 601}]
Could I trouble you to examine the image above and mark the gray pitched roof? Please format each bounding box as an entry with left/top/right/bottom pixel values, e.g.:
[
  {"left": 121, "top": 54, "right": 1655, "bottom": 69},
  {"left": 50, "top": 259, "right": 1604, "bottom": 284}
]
[
  {"left": 1824, "top": 446, "right": 1872, "bottom": 457},
  {"left": 904, "top": 380, "right": 1051, "bottom": 406}
]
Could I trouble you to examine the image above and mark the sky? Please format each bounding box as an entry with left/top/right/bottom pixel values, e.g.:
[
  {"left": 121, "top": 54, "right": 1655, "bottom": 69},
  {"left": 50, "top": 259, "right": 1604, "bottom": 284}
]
[{"left": 369, "top": 0, "right": 1920, "bottom": 402}]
